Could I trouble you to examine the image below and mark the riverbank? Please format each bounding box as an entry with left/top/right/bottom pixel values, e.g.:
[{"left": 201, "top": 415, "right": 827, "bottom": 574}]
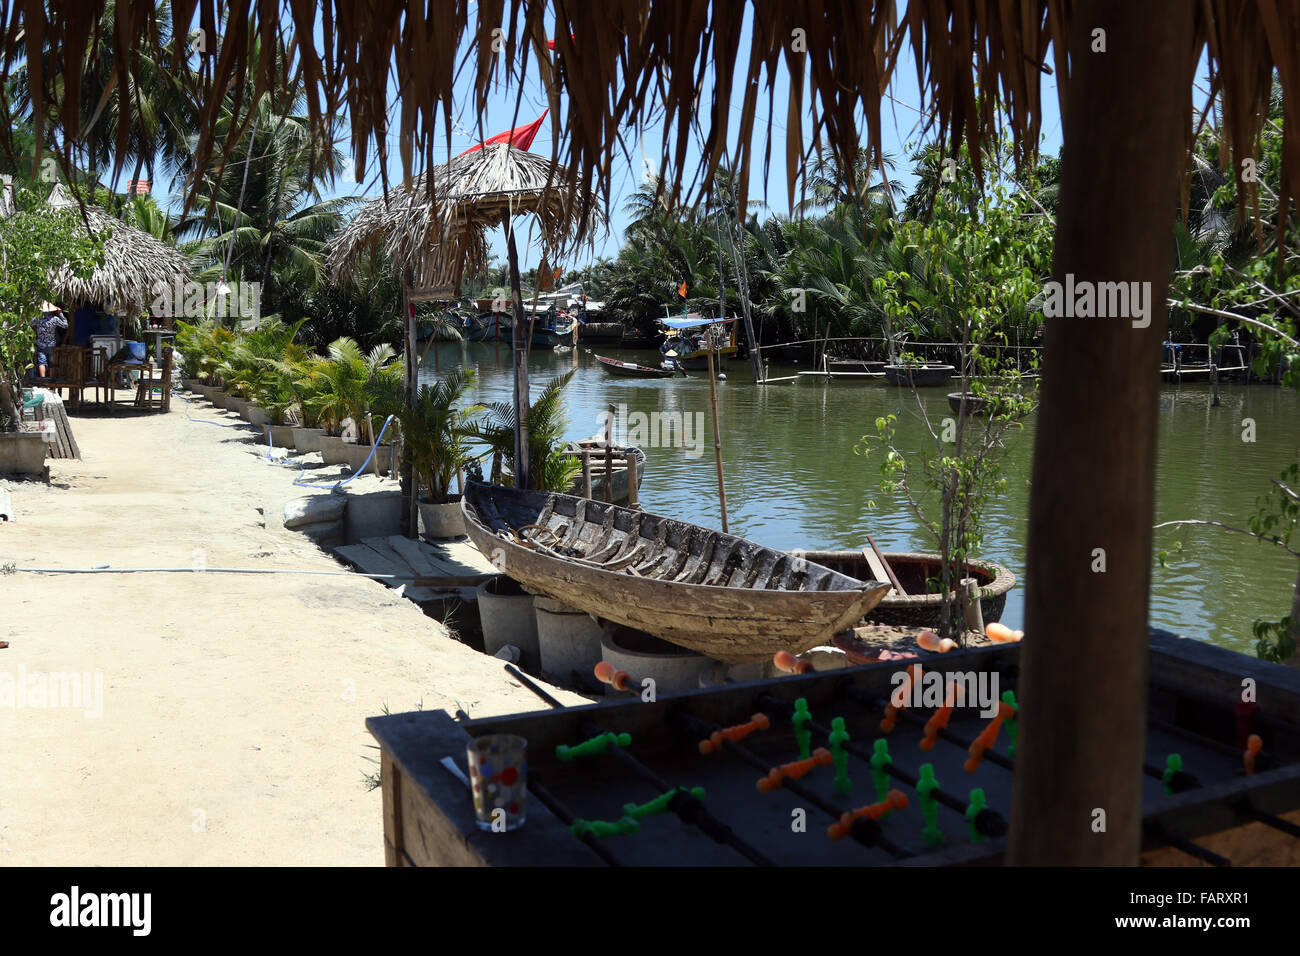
[{"left": 0, "top": 403, "right": 587, "bottom": 865}]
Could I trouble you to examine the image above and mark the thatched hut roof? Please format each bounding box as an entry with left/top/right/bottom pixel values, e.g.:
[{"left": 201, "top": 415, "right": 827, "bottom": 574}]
[
  {"left": 329, "top": 143, "right": 601, "bottom": 289},
  {"left": 1, "top": 3, "right": 1294, "bottom": 239},
  {"left": 43, "top": 183, "right": 190, "bottom": 314}
]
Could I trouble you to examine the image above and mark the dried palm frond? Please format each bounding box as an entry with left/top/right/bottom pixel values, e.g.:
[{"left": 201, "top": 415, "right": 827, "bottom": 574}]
[{"left": 0, "top": 2, "right": 1296, "bottom": 245}]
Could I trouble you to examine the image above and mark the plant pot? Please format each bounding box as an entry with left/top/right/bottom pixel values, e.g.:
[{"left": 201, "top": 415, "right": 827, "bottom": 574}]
[
  {"left": 265, "top": 423, "right": 296, "bottom": 448},
  {"left": 534, "top": 595, "right": 604, "bottom": 684},
  {"left": 318, "top": 435, "right": 350, "bottom": 465},
  {"left": 0, "top": 430, "right": 48, "bottom": 477},
  {"left": 228, "top": 396, "right": 249, "bottom": 417},
  {"left": 208, "top": 388, "right": 231, "bottom": 409},
  {"left": 418, "top": 495, "right": 465, "bottom": 539},
  {"left": 346, "top": 441, "right": 394, "bottom": 476},
  {"left": 244, "top": 405, "right": 270, "bottom": 427},
  {"left": 599, "top": 625, "right": 712, "bottom": 695},
  {"left": 477, "top": 577, "right": 539, "bottom": 673},
  {"left": 292, "top": 427, "right": 326, "bottom": 453},
  {"left": 182, "top": 378, "right": 201, "bottom": 391}
]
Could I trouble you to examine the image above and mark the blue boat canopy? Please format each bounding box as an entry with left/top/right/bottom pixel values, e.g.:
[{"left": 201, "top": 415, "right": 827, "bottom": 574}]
[{"left": 659, "top": 315, "right": 739, "bottom": 330}]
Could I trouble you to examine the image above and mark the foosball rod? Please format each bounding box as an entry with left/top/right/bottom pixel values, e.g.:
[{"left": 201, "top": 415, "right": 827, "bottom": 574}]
[
  {"left": 844, "top": 689, "right": 1201, "bottom": 793},
  {"left": 756, "top": 694, "right": 1007, "bottom": 839},
  {"left": 835, "top": 682, "right": 1016, "bottom": 772},
  {"left": 1143, "top": 821, "right": 1231, "bottom": 867},
  {"left": 569, "top": 715, "right": 777, "bottom": 867},
  {"left": 675, "top": 710, "right": 913, "bottom": 859},
  {"left": 526, "top": 773, "right": 624, "bottom": 867},
  {"left": 502, "top": 665, "right": 777, "bottom": 866}
]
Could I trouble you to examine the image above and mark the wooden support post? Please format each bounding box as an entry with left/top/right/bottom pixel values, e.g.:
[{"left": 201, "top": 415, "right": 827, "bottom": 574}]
[
  {"left": 626, "top": 450, "right": 639, "bottom": 509},
  {"left": 604, "top": 403, "right": 614, "bottom": 504},
  {"left": 1009, "top": 0, "right": 1194, "bottom": 866},
  {"left": 961, "top": 578, "right": 984, "bottom": 637},
  {"left": 401, "top": 284, "right": 417, "bottom": 539},
  {"left": 706, "top": 340, "right": 728, "bottom": 532},
  {"left": 580, "top": 449, "right": 592, "bottom": 499},
  {"left": 506, "top": 223, "right": 532, "bottom": 491}
]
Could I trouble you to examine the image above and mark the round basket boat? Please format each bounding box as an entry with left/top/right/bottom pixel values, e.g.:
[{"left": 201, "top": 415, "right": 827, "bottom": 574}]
[{"left": 790, "top": 550, "right": 1016, "bottom": 629}]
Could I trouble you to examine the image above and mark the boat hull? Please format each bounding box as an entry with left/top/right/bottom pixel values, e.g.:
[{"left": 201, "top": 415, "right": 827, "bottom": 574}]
[
  {"left": 463, "top": 485, "right": 889, "bottom": 663},
  {"left": 883, "top": 364, "right": 954, "bottom": 387},
  {"left": 596, "top": 355, "right": 676, "bottom": 378}
]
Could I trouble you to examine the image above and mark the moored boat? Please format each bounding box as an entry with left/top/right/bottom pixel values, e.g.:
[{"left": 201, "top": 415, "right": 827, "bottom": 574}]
[
  {"left": 563, "top": 436, "right": 647, "bottom": 504},
  {"left": 789, "top": 549, "right": 1016, "bottom": 629},
  {"left": 462, "top": 484, "right": 890, "bottom": 662},
  {"left": 596, "top": 354, "right": 679, "bottom": 379},
  {"left": 883, "top": 364, "right": 955, "bottom": 387}
]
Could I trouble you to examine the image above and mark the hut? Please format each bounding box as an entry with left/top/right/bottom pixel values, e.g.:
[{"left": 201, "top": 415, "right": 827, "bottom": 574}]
[
  {"left": 40, "top": 183, "right": 191, "bottom": 346},
  {"left": 9, "top": 1, "right": 1297, "bottom": 866}
]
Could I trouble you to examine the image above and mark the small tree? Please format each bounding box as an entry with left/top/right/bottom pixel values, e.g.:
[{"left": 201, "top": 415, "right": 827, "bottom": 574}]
[
  {"left": 858, "top": 143, "right": 1051, "bottom": 642},
  {"left": 0, "top": 203, "right": 103, "bottom": 429}
]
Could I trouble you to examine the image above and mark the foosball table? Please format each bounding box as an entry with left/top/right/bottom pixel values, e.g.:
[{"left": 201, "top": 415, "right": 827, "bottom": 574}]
[{"left": 366, "top": 629, "right": 1300, "bottom": 866}]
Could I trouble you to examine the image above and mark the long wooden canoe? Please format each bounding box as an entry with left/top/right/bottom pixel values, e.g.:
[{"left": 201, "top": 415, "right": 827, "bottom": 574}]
[
  {"left": 462, "top": 483, "right": 890, "bottom": 663},
  {"left": 596, "top": 354, "right": 678, "bottom": 378}
]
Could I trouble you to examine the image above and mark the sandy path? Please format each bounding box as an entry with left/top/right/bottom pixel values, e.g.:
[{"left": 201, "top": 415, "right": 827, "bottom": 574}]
[{"left": 0, "top": 399, "right": 586, "bottom": 865}]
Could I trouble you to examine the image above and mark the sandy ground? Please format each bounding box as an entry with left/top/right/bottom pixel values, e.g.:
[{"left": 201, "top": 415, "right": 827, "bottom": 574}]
[{"left": 0, "top": 396, "right": 587, "bottom": 866}]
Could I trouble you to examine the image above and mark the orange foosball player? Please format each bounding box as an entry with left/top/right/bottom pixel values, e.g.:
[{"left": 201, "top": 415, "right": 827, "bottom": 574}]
[
  {"left": 827, "top": 789, "right": 909, "bottom": 841},
  {"left": 964, "top": 700, "right": 1014, "bottom": 773},
  {"left": 1244, "top": 734, "right": 1263, "bottom": 775},
  {"left": 757, "top": 748, "right": 832, "bottom": 793},
  {"left": 699, "top": 713, "right": 771, "bottom": 755},
  {"left": 881, "top": 663, "right": 922, "bottom": 733}
]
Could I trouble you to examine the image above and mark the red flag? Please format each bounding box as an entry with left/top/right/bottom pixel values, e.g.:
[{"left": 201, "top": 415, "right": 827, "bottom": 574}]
[
  {"left": 553, "top": 267, "right": 563, "bottom": 282},
  {"left": 677, "top": 281, "right": 688, "bottom": 298},
  {"left": 458, "top": 110, "right": 548, "bottom": 156}
]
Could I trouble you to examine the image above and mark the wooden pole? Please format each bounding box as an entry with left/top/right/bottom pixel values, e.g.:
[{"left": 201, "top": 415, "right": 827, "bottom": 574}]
[
  {"left": 706, "top": 338, "right": 728, "bottom": 532},
  {"left": 401, "top": 283, "right": 417, "bottom": 539},
  {"left": 604, "top": 403, "right": 614, "bottom": 504},
  {"left": 626, "top": 450, "right": 639, "bottom": 509},
  {"left": 580, "top": 449, "right": 592, "bottom": 499},
  {"left": 505, "top": 221, "right": 532, "bottom": 491},
  {"left": 1008, "top": 0, "right": 1194, "bottom": 865}
]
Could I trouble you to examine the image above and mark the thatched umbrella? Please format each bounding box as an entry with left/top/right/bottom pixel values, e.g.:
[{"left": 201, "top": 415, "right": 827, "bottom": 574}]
[
  {"left": 43, "top": 183, "right": 190, "bottom": 317},
  {"left": 11, "top": 1, "right": 1300, "bottom": 865},
  {"left": 332, "top": 141, "right": 598, "bottom": 497}
]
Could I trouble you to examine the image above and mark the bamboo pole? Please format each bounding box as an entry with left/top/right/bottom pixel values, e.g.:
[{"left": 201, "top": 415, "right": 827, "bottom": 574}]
[
  {"left": 505, "top": 221, "right": 532, "bottom": 491},
  {"left": 706, "top": 337, "right": 728, "bottom": 532},
  {"left": 401, "top": 283, "right": 417, "bottom": 539},
  {"left": 626, "top": 450, "right": 639, "bottom": 509},
  {"left": 604, "top": 403, "right": 614, "bottom": 504},
  {"left": 580, "top": 449, "right": 592, "bottom": 499}
]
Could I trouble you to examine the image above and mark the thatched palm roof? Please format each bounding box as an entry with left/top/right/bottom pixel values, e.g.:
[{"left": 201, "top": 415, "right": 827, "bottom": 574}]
[
  {"left": 44, "top": 183, "right": 190, "bottom": 314},
  {"left": 329, "top": 143, "right": 601, "bottom": 289},
  {"left": 1, "top": 3, "right": 1295, "bottom": 237}
]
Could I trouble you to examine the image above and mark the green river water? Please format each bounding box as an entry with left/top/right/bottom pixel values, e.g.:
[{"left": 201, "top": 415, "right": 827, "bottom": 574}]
[{"left": 421, "top": 341, "right": 1299, "bottom": 656}]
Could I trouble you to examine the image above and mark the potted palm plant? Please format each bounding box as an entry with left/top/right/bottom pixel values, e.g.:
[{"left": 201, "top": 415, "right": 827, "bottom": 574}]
[
  {"left": 286, "top": 356, "right": 328, "bottom": 453},
  {"left": 470, "top": 369, "right": 582, "bottom": 492},
  {"left": 306, "top": 337, "right": 367, "bottom": 465},
  {"left": 347, "top": 346, "right": 404, "bottom": 476},
  {"left": 399, "top": 368, "right": 483, "bottom": 538}
]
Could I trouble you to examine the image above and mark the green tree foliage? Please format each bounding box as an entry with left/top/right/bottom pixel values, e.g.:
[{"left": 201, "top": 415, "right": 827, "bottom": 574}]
[{"left": 0, "top": 202, "right": 104, "bottom": 428}]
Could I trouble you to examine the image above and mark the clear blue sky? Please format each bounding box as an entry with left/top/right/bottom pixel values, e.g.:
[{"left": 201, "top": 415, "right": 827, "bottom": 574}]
[{"left": 157, "top": 7, "right": 1068, "bottom": 273}]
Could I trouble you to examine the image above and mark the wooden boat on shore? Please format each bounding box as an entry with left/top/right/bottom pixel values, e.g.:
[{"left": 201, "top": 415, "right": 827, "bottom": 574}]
[
  {"left": 789, "top": 549, "right": 1016, "bottom": 629},
  {"left": 462, "top": 484, "right": 890, "bottom": 662},
  {"left": 883, "top": 363, "right": 955, "bottom": 387},
  {"left": 596, "top": 354, "right": 679, "bottom": 379}
]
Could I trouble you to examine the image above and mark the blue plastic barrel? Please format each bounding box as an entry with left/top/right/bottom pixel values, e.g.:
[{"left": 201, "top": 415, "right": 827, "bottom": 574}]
[{"left": 126, "top": 341, "right": 146, "bottom": 361}]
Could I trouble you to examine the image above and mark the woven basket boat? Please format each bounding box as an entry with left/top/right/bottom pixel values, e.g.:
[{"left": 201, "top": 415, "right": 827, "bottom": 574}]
[
  {"left": 789, "top": 550, "right": 1016, "bottom": 629},
  {"left": 462, "top": 484, "right": 890, "bottom": 663}
]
